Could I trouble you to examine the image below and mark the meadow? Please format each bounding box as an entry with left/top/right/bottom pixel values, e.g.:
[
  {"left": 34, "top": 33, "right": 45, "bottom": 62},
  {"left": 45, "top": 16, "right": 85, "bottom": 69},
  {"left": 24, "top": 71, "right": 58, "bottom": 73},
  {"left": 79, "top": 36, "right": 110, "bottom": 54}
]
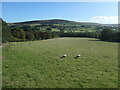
[{"left": 2, "top": 38, "right": 118, "bottom": 88}]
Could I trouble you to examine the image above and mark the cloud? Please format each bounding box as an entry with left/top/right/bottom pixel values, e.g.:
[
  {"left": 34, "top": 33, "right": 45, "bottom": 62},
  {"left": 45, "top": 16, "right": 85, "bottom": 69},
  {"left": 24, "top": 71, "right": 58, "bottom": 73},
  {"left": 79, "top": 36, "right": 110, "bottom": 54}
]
[{"left": 90, "top": 16, "right": 118, "bottom": 24}]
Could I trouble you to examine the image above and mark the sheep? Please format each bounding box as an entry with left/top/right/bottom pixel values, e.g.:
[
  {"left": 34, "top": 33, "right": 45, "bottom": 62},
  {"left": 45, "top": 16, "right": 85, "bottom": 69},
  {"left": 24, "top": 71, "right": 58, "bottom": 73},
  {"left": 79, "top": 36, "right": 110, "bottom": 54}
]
[
  {"left": 61, "top": 54, "right": 67, "bottom": 58},
  {"left": 75, "top": 54, "right": 81, "bottom": 58}
]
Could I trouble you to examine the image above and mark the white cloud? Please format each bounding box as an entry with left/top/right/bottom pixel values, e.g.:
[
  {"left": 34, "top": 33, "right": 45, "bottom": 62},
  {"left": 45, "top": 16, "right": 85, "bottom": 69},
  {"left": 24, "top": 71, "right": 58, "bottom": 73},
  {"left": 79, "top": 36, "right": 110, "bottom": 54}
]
[{"left": 90, "top": 16, "right": 118, "bottom": 24}]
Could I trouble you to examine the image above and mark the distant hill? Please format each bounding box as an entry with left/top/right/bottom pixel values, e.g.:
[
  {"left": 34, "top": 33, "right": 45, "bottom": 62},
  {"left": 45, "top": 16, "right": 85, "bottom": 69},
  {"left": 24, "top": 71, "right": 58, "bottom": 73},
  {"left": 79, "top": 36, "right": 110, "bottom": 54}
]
[
  {"left": 8, "top": 19, "right": 118, "bottom": 32},
  {"left": 9, "top": 19, "right": 102, "bottom": 26}
]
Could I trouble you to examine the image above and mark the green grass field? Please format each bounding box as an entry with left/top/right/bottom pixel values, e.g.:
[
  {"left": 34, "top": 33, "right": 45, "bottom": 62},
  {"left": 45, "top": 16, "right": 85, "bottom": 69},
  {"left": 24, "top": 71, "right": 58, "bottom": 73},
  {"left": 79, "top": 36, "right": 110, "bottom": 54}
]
[{"left": 2, "top": 38, "right": 118, "bottom": 88}]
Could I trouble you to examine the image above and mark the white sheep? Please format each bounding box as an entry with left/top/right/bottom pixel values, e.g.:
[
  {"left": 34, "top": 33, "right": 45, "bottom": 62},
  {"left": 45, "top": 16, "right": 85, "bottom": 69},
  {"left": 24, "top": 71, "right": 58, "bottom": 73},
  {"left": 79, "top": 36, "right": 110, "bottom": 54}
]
[
  {"left": 76, "top": 54, "right": 81, "bottom": 58},
  {"left": 62, "top": 54, "right": 67, "bottom": 58}
]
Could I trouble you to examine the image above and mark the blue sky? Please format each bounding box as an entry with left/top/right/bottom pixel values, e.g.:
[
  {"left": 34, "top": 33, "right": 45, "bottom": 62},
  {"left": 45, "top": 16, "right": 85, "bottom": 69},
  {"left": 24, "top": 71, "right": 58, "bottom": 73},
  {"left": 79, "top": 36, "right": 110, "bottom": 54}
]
[{"left": 2, "top": 2, "right": 118, "bottom": 24}]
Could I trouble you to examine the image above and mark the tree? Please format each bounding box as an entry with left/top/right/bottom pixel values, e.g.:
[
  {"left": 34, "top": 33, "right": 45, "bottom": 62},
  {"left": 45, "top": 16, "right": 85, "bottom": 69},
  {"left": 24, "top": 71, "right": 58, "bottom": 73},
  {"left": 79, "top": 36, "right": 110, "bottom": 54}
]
[
  {"left": 33, "top": 30, "right": 39, "bottom": 40},
  {"left": 100, "top": 29, "right": 113, "bottom": 41},
  {"left": 12, "top": 29, "right": 21, "bottom": 38},
  {"left": 26, "top": 31, "right": 35, "bottom": 40},
  {"left": 40, "top": 32, "right": 50, "bottom": 39},
  {"left": 19, "top": 29, "right": 26, "bottom": 39},
  {"left": 2, "top": 19, "right": 13, "bottom": 42},
  {"left": 46, "top": 27, "right": 52, "bottom": 32}
]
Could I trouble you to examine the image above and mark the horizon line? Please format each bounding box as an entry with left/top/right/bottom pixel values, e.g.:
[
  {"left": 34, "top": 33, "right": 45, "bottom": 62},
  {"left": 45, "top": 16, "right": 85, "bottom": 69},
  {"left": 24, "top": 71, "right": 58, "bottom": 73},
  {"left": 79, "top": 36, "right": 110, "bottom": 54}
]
[{"left": 6, "top": 18, "right": 118, "bottom": 24}]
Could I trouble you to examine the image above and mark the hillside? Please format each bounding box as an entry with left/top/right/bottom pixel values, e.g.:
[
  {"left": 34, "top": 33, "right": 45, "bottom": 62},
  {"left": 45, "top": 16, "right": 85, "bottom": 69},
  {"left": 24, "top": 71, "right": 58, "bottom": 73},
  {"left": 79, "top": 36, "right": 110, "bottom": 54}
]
[
  {"left": 8, "top": 19, "right": 118, "bottom": 33},
  {"left": 9, "top": 19, "right": 101, "bottom": 25}
]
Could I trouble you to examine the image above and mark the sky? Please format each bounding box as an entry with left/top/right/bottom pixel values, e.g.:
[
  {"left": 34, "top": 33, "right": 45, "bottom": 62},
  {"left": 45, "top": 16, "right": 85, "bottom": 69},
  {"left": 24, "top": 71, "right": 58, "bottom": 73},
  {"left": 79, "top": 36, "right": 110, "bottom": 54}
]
[
  {"left": 2, "top": 2, "right": 118, "bottom": 24},
  {"left": 1, "top": 0, "right": 120, "bottom": 2}
]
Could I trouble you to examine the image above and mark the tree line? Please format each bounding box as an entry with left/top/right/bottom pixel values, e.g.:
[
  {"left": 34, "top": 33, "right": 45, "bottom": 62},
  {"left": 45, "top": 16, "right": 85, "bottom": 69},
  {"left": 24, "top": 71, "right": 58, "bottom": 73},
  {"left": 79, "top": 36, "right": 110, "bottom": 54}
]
[
  {"left": 2, "top": 20, "right": 59, "bottom": 42},
  {"left": 2, "top": 19, "right": 120, "bottom": 43},
  {"left": 10, "top": 28, "right": 59, "bottom": 42}
]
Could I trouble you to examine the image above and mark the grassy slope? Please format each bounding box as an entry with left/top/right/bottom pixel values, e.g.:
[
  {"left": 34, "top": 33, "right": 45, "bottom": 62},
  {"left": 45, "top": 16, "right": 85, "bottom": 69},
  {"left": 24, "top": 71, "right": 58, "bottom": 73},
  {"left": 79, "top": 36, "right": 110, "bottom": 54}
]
[{"left": 2, "top": 38, "right": 118, "bottom": 88}]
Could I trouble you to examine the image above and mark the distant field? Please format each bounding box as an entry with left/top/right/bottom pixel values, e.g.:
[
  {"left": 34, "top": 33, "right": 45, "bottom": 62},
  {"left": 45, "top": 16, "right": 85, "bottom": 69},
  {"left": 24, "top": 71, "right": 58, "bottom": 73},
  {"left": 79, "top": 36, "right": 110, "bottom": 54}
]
[{"left": 2, "top": 38, "right": 118, "bottom": 88}]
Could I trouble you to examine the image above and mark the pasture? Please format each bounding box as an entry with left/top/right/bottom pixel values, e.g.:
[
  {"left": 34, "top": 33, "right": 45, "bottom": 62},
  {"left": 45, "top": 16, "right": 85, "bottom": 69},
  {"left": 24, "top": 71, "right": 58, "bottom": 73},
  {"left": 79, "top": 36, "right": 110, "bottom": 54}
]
[{"left": 2, "top": 38, "right": 118, "bottom": 88}]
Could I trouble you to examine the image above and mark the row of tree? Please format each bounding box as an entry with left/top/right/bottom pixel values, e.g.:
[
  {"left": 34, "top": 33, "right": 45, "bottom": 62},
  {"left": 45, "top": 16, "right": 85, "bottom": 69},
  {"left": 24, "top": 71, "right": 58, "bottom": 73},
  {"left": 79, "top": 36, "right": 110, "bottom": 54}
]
[
  {"left": 60, "top": 32, "right": 100, "bottom": 38},
  {"left": 100, "top": 29, "right": 120, "bottom": 42},
  {"left": 2, "top": 19, "right": 120, "bottom": 43},
  {"left": 11, "top": 28, "right": 59, "bottom": 42},
  {"left": 60, "top": 29, "right": 120, "bottom": 42},
  {"left": 2, "top": 19, "right": 59, "bottom": 42}
]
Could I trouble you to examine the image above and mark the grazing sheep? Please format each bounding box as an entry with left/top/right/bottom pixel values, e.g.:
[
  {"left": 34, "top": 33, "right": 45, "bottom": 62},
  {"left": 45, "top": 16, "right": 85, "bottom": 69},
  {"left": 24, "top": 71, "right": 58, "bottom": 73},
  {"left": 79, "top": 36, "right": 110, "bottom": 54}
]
[
  {"left": 61, "top": 54, "right": 67, "bottom": 58},
  {"left": 75, "top": 54, "right": 81, "bottom": 58}
]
